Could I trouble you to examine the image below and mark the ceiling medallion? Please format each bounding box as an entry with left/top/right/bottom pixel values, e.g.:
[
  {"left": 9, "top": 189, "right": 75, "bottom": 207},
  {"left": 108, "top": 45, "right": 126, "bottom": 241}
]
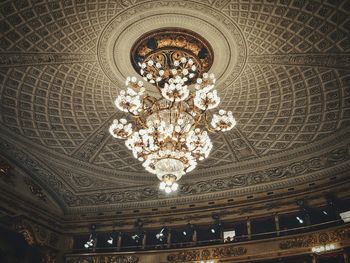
[{"left": 109, "top": 28, "right": 236, "bottom": 193}]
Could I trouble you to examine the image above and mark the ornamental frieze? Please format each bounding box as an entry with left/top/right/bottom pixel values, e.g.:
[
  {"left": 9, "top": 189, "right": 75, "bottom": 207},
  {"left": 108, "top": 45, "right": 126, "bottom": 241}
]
[
  {"left": 0, "top": 52, "right": 96, "bottom": 67},
  {"left": 12, "top": 218, "right": 59, "bottom": 249},
  {"left": 167, "top": 245, "right": 247, "bottom": 262},
  {"left": 248, "top": 53, "right": 350, "bottom": 70},
  {"left": 0, "top": 137, "right": 350, "bottom": 208},
  {"left": 65, "top": 255, "right": 138, "bottom": 263},
  {"left": 279, "top": 228, "right": 350, "bottom": 250},
  {"left": 212, "top": 246, "right": 247, "bottom": 258},
  {"left": 24, "top": 176, "right": 47, "bottom": 202}
]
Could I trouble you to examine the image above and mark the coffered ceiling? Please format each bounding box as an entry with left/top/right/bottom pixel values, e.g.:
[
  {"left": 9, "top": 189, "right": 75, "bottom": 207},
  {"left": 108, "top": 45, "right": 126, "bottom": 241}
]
[{"left": 0, "top": 0, "right": 349, "bottom": 223}]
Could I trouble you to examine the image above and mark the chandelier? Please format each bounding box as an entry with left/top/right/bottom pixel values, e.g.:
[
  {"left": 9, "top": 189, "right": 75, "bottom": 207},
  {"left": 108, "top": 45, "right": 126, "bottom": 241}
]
[{"left": 109, "top": 29, "right": 236, "bottom": 193}]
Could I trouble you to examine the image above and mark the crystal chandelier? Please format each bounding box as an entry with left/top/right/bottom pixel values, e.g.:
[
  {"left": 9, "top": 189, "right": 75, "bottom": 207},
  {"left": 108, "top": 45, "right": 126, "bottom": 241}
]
[{"left": 109, "top": 29, "right": 236, "bottom": 193}]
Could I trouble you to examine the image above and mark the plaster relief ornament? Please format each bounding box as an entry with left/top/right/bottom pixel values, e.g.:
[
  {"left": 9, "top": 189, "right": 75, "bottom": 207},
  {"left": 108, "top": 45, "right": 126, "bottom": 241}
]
[{"left": 109, "top": 28, "right": 236, "bottom": 193}]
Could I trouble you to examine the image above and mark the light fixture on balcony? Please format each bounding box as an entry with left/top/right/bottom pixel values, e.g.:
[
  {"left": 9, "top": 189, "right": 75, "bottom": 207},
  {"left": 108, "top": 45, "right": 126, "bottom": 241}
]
[
  {"left": 84, "top": 234, "right": 94, "bottom": 249},
  {"left": 109, "top": 28, "right": 236, "bottom": 193}
]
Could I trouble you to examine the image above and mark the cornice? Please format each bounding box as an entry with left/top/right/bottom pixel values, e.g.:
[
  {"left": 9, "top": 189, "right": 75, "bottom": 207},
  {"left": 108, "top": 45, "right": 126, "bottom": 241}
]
[
  {"left": 1, "top": 122, "right": 350, "bottom": 185},
  {"left": 1, "top": 131, "right": 349, "bottom": 216}
]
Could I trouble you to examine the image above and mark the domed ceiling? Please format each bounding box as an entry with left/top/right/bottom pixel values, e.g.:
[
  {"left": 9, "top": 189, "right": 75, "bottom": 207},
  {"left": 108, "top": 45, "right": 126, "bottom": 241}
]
[{"left": 0, "top": 0, "right": 350, "bottom": 220}]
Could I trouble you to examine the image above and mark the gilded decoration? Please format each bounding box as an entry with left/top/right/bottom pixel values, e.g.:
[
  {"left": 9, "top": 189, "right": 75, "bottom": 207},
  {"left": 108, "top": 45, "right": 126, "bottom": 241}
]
[
  {"left": 167, "top": 245, "right": 247, "bottom": 262},
  {"left": 65, "top": 255, "right": 138, "bottom": 263},
  {"left": 279, "top": 228, "right": 350, "bottom": 250},
  {"left": 0, "top": 137, "right": 350, "bottom": 210},
  {"left": 24, "top": 176, "right": 47, "bottom": 202},
  {"left": 130, "top": 28, "right": 214, "bottom": 85},
  {"left": 12, "top": 218, "right": 59, "bottom": 249},
  {"left": 13, "top": 219, "right": 36, "bottom": 246}
]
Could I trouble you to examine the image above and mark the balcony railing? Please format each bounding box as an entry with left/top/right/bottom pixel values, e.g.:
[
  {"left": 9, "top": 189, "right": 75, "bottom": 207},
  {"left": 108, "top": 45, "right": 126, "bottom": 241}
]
[{"left": 72, "top": 219, "right": 344, "bottom": 252}]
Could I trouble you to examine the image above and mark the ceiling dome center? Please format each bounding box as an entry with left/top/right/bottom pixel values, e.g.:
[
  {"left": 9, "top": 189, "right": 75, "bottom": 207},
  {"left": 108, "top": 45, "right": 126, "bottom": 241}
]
[{"left": 130, "top": 28, "right": 214, "bottom": 85}]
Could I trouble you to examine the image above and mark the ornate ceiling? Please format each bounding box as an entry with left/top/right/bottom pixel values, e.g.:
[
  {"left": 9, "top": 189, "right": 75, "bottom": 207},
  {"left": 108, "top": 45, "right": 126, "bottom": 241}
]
[{"left": 0, "top": 0, "right": 350, "bottom": 224}]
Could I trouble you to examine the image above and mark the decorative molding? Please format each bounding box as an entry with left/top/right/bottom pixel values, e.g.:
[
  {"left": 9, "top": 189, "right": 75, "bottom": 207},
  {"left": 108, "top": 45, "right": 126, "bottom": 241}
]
[
  {"left": 167, "top": 245, "right": 247, "bottom": 262},
  {"left": 24, "top": 176, "right": 47, "bottom": 202},
  {"left": 180, "top": 143, "right": 350, "bottom": 195},
  {"left": 130, "top": 27, "right": 214, "bottom": 80},
  {"left": 0, "top": 139, "right": 74, "bottom": 210},
  {"left": 212, "top": 246, "right": 247, "bottom": 258},
  {"left": 13, "top": 218, "right": 60, "bottom": 248},
  {"left": 0, "top": 52, "right": 96, "bottom": 67},
  {"left": 64, "top": 143, "right": 350, "bottom": 207},
  {"left": 1, "top": 135, "right": 350, "bottom": 212},
  {"left": 70, "top": 114, "right": 118, "bottom": 162},
  {"left": 97, "top": 0, "right": 247, "bottom": 87},
  {"left": 65, "top": 255, "right": 139, "bottom": 263},
  {"left": 0, "top": 157, "right": 15, "bottom": 186},
  {"left": 248, "top": 53, "right": 350, "bottom": 70},
  {"left": 279, "top": 228, "right": 350, "bottom": 249},
  {"left": 13, "top": 219, "right": 36, "bottom": 246}
]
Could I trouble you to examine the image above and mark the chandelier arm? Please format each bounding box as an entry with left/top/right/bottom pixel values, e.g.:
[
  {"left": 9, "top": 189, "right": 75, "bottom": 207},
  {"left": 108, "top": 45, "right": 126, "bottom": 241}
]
[
  {"left": 142, "top": 96, "right": 157, "bottom": 109},
  {"left": 204, "top": 113, "right": 217, "bottom": 133},
  {"left": 185, "top": 93, "right": 195, "bottom": 104},
  {"left": 155, "top": 82, "right": 163, "bottom": 96},
  {"left": 130, "top": 113, "right": 147, "bottom": 129},
  {"left": 193, "top": 109, "right": 207, "bottom": 125}
]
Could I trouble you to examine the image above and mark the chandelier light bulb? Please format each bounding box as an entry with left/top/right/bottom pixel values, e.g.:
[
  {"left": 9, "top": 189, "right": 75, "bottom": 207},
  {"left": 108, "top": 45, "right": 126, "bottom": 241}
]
[
  {"left": 109, "top": 56, "right": 237, "bottom": 192},
  {"left": 165, "top": 187, "right": 172, "bottom": 194},
  {"left": 159, "top": 182, "right": 166, "bottom": 190},
  {"left": 171, "top": 182, "right": 179, "bottom": 191}
]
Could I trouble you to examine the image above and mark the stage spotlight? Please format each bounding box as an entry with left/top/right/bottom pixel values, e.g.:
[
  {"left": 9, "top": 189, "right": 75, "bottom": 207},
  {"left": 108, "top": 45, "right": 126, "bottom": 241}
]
[
  {"left": 132, "top": 233, "right": 143, "bottom": 244},
  {"left": 210, "top": 214, "right": 222, "bottom": 235},
  {"left": 296, "top": 216, "right": 304, "bottom": 224},
  {"left": 156, "top": 227, "right": 167, "bottom": 242},
  {"left": 107, "top": 236, "right": 113, "bottom": 245},
  {"left": 156, "top": 233, "right": 164, "bottom": 241},
  {"left": 84, "top": 234, "right": 94, "bottom": 249},
  {"left": 183, "top": 223, "right": 194, "bottom": 238},
  {"left": 132, "top": 234, "right": 139, "bottom": 240},
  {"left": 107, "top": 231, "right": 118, "bottom": 245}
]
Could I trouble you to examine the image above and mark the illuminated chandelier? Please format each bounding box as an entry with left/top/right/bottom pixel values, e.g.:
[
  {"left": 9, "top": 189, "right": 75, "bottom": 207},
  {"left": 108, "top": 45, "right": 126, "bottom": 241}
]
[{"left": 109, "top": 28, "right": 236, "bottom": 193}]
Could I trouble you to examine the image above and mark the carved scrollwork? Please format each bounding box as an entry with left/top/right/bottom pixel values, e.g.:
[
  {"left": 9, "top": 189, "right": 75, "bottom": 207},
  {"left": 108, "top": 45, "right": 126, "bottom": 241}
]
[
  {"left": 13, "top": 220, "right": 36, "bottom": 246},
  {"left": 1, "top": 138, "right": 350, "bottom": 207},
  {"left": 167, "top": 250, "right": 200, "bottom": 262},
  {"left": 0, "top": 157, "right": 15, "bottom": 186},
  {"left": 12, "top": 218, "right": 59, "bottom": 249},
  {"left": 279, "top": 228, "right": 350, "bottom": 250},
  {"left": 279, "top": 234, "right": 317, "bottom": 249},
  {"left": 65, "top": 255, "right": 138, "bottom": 263},
  {"left": 167, "top": 245, "right": 247, "bottom": 262},
  {"left": 24, "top": 177, "right": 47, "bottom": 202},
  {"left": 212, "top": 246, "right": 247, "bottom": 258},
  {"left": 179, "top": 143, "right": 350, "bottom": 197}
]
